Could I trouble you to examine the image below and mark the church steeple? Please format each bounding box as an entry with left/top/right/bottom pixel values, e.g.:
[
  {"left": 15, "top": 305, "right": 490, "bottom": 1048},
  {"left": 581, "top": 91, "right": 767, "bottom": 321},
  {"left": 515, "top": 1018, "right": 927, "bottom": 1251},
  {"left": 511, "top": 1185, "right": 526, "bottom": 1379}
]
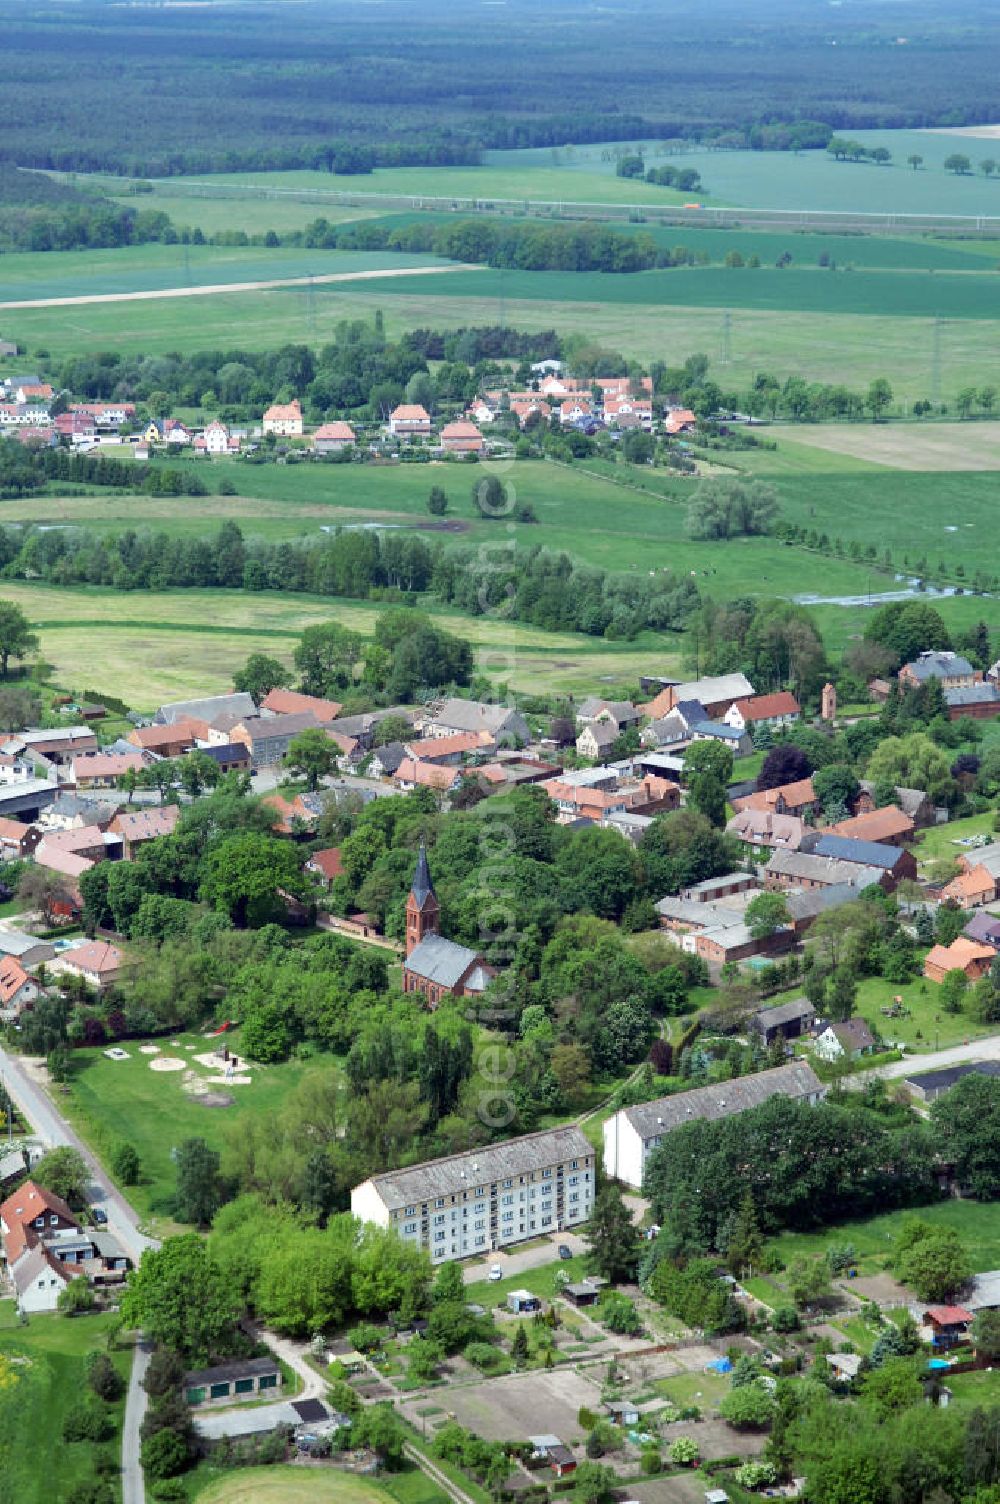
[{"left": 406, "top": 841, "right": 440, "bottom": 955}]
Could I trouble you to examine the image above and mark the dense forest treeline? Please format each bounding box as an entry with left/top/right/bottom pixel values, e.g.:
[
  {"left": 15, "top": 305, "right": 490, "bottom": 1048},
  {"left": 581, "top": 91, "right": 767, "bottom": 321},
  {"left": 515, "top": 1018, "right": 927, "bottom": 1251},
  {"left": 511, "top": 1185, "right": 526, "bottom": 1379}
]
[{"left": 3, "top": 2, "right": 1000, "bottom": 177}]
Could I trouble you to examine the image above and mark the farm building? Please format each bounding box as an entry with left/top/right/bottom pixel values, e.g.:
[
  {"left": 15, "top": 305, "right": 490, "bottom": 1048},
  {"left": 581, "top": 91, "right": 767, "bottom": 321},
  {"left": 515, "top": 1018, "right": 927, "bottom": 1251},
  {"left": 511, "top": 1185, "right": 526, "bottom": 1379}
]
[
  {"left": 924, "top": 936, "right": 995, "bottom": 984},
  {"left": 751, "top": 998, "right": 817, "bottom": 1047}
]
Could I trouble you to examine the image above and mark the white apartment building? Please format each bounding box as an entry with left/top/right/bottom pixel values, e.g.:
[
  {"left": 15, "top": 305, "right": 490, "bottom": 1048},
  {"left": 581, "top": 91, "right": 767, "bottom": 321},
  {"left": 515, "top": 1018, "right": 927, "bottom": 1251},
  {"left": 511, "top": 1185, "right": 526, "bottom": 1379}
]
[
  {"left": 603, "top": 1061, "right": 825, "bottom": 1190},
  {"left": 351, "top": 1125, "right": 595, "bottom": 1263}
]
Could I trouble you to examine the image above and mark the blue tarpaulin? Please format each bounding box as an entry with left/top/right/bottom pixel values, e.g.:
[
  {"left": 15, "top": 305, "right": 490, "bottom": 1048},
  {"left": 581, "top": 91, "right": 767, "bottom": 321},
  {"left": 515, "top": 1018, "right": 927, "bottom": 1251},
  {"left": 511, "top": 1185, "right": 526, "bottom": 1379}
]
[{"left": 706, "top": 1357, "right": 733, "bottom": 1373}]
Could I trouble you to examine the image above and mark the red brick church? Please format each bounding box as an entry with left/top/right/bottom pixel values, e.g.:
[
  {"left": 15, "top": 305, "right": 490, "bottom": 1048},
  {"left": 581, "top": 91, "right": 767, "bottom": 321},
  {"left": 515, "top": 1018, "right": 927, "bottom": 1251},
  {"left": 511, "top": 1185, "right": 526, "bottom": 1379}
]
[{"left": 401, "top": 844, "right": 495, "bottom": 1008}]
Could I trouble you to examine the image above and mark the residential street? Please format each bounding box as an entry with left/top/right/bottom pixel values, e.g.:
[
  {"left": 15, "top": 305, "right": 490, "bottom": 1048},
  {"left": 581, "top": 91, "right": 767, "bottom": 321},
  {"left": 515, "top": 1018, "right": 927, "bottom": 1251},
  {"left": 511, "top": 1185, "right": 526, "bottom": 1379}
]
[
  {"left": 0, "top": 1044, "right": 155, "bottom": 1266},
  {"left": 0, "top": 1043, "right": 158, "bottom": 1504},
  {"left": 856, "top": 1032, "right": 1000, "bottom": 1085}
]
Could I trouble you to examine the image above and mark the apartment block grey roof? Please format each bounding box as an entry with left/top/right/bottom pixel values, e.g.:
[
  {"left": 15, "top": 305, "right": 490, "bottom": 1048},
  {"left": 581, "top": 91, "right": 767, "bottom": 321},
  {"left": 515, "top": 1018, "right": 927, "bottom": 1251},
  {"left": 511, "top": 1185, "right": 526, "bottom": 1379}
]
[
  {"left": 621, "top": 1061, "right": 824, "bottom": 1142},
  {"left": 812, "top": 834, "right": 905, "bottom": 870},
  {"left": 766, "top": 849, "right": 882, "bottom": 887},
  {"left": 404, "top": 934, "right": 482, "bottom": 988},
  {"left": 155, "top": 692, "right": 257, "bottom": 725},
  {"left": 904, "top": 651, "right": 974, "bottom": 682},
  {"left": 364, "top": 1124, "right": 594, "bottom": 1211}
]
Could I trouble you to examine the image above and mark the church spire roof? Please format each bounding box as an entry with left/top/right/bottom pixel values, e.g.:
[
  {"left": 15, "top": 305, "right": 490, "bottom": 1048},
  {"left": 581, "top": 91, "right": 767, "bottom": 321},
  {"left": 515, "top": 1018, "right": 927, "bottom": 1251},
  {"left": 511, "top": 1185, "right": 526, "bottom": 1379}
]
[{"left": 410, "top": 841, "right": 436, "bottom": 908}]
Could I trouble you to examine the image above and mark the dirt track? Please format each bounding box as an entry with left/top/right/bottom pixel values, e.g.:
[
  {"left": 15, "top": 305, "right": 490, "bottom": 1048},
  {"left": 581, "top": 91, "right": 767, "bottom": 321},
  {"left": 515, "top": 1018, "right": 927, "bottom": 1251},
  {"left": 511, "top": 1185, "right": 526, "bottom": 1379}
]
[{"left": 0, "top": 262, "right": 468, "bottom": 311}]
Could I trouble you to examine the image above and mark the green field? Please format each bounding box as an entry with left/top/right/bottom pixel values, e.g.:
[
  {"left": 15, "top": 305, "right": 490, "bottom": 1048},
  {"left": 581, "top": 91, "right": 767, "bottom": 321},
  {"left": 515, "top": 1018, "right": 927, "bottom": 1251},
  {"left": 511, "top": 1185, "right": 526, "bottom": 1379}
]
[
  {"left": 766, "top": 1198, "right": 1000, "bottom": 1276},
  {"left": 0, "top": 576, "right": 686, "bottom": 708},
  {"left": 0, "top": 1304, "right": 130, "bottom": 1504},
  {"left": 154, "top": 130, "right": 1000, "bottom": 216},
  {"left": 192, "top": 1464, "right": 450, "bottom": 1504},
  {"left": 1, "top": 441, "right": 994, "bottom": 703},
  {"left": 163, "top": 162, "right": 701, "bottom": 208},
  {"left": 5, "top": 274, "right": 999, "bottom": 404},
  {"left": 0, "top": 242, "right": 451, "bottom": 305},
  {"left": 61, "top": 1032, "right": 342, "bottom": 1225}
]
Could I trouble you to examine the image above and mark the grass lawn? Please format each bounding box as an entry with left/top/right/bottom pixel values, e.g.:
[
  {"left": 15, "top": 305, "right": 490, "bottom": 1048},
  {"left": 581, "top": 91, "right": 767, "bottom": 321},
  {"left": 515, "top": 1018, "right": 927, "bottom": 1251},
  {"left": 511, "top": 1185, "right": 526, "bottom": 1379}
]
[
  {"left": 0, "top": 1303, "right": 130, "bottom": 1504},
  {"left": 766, "top": 1199, "right": 1000, "bottom": 1277},
  {"left": 654, "top": 1369, "right": 730, "bottom": 1412},
  {"left": 936, "top": 1370, "right": 1000, "bottom": 1409},
  {"left": 192, "top": 1464, "right": 450, "bottom": 1504},
  {"left": 769, "top": 966, "right": 991, "bottom": 1057},
  {"left": 914, "top": 812, "right": 999, "bottom": 874},
  {"left": 59, "top": 1032, "right": 342, "bottom": 1226},
  {"left": 828, "top": 1314, "right": 884, "bottom": 1354}
]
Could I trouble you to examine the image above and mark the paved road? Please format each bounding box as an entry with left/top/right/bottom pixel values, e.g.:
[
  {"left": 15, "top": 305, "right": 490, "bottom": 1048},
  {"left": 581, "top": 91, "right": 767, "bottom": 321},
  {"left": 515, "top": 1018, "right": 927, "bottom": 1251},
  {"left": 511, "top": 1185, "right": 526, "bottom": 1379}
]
[
  {"left": 0, "top": 1044, "right": 155, "bottom": 1265},
  {"left": 242, "top": 1319, "right": 328, "bottom": 1401},
  {"left": 122, "top": 1341, "right": 152, "bottom": 1504},
  {"left": 0, "top": 1044, "right": 158, "bottom": 1504},
  {"left": 855, "top": 1034, "right": 1000, "bottom": 1085}
]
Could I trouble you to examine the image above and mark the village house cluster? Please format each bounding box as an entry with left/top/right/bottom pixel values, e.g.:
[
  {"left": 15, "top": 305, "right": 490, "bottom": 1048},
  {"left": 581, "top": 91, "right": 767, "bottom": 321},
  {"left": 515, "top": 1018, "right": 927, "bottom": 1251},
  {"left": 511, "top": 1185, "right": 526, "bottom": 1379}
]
[
  {"left": 0, "top": 357, "right": 699, "bottom": 462},
  {"left": 0, "top": 633, "right": 996, "bottom": 1288}
]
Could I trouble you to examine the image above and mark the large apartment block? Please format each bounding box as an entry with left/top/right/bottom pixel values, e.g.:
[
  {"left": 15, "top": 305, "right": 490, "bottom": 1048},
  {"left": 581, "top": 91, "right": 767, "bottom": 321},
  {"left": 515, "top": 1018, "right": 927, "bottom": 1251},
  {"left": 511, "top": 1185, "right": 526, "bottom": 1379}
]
[
  {"left": 603, "top": 1061, "right": 825, "bottom": 1190},
  {"left": 351, "top": 1125, "right": 595, "bottom": 1263}
]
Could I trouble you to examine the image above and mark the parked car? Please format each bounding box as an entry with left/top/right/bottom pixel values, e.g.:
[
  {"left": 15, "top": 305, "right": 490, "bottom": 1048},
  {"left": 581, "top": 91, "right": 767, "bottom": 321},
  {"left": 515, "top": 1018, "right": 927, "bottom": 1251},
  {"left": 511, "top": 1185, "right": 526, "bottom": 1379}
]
[
  {"left": 488, "top": 1264, "right": 503, "bottom": 1282},
  {"left": 91, "top": 1207, "right": 108, "bottom": 1225},
  {"left": 558, "top": 1244, "right": 573, "bottom": 1260}
]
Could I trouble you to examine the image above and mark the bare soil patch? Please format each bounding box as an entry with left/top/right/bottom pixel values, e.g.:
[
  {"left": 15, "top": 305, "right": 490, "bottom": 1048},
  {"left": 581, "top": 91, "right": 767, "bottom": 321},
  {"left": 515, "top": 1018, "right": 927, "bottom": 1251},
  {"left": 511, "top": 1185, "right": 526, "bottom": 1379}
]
[{"left": 405, "top": 1369, "right": 601, "bottom": 1443}]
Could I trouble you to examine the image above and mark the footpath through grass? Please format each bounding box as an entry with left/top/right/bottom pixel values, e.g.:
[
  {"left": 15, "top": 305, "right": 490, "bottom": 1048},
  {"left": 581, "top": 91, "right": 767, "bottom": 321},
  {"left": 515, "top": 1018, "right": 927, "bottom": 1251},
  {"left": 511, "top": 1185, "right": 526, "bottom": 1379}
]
[{"left": 0, "top": 1304, "right": 130, "bottom": 1504}]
